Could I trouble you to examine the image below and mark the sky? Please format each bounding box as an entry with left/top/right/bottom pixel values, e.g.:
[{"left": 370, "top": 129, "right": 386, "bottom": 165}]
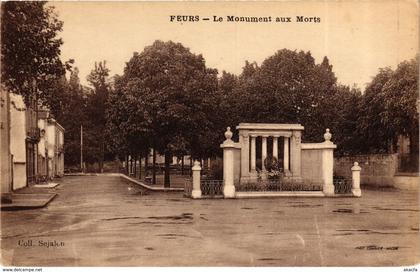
[{"left": 53, "top": 0, "right": 419, "bottom": 90}]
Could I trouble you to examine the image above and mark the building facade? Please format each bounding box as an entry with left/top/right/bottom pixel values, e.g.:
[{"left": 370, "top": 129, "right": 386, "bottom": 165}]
[
  {"left": 10, "top": 93, "right": 28, "bottom": 190},
  {"left": 47, "top": 118, "right": 65, "bottom": 177},
  {"left": 0, "top": 87, "right": 12, "bottom": 202},
  {"left": 39, "top": 110, "right": 65, "bottom": 179},
  {"left": 1, "top": 87, "right": 65, "bottom": 200}
]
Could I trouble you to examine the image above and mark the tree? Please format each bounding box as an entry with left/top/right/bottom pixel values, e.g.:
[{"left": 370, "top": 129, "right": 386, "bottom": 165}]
[
  {"left": 1, "top": 2, "right": 71, "bottom": 105},
  {"left": 119, "top": 40, "right": 219, "bottom": 187},
  {"left": 85, "top": 61, "right": 111, "bottom": 172},
  {"left": 48, "top": 67, "right": 87, "bottom": 167},
  {"left": 333, "top": 85, "right": 364, "bottom": 155},
  {"left": 359, "top": 56, "right": 419, "bottom": 154},
  {"left": 382, "top": 57, "right": 419, "bottom": 155},
  {"left": 358, "top": 68, "right": 394, "bottom": 153},
  {"left": 218, "top": 71, "right": 240, "bottom": 130},
  {"left": 106, "top": 74, "right": 151, "bottom": 175},
  {"left": 235, "top": 49, "right": 339, "bottom": 142}
]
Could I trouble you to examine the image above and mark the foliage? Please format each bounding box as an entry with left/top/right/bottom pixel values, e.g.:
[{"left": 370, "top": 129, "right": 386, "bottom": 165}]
[
  {"left": 48, "top": 68, "right": 87, "bottom": 167},
  {"left": 357, "top": 56, "right": 419, "bottom": 154},
  {"left": 263, "top": 156, "right": 281, "bottom": 172},
  {"left": 263, "top": 156, "right": 282, "bottom": 180},
  {"left": 84, "top": 61, "right": 111, "bottom": 170},
  {"left": 1, "top": 1, "right": 72, "bottom": 105},
  {"left": 381, "top": 57, "right": 419, "bottom": 153},
  {"left": 108, "top": 40, "right": 219, "bottom": 186},
  {"left": 234, "top": 50, "right": 339, "bottom": 142},
  {"left": 332, "top": 85, "right": 364, "bottom": 155},
  {"left": 209, "top": 158, "right": 224, "bottom": 180},
  {"left": 357, "top": 68, "right": 395, "bottom": 153}
]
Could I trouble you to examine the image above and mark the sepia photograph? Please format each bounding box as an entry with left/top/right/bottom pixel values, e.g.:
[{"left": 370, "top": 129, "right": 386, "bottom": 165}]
[{"left": 0, "top": 0, "right": 419, "bottom": 269}]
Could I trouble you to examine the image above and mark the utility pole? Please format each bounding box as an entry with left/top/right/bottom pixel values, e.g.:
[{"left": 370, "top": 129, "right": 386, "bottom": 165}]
[{"left": 80, "top": 125, "right": 83, "bottom": 173}]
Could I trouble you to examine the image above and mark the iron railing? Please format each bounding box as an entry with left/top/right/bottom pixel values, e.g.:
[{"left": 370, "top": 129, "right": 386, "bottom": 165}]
[
  {"left": 201, "top": 179, "right": 224, "bottom": 197},
  {"left": 236, "top": 180, "right": 323, "bottom": 192},
  {"left": 398, "top": 153, "right": 419, "bottom": 173},
  {"left": 333, "top": 177, "right": 352, "bottom": 194},
  {"left": 185, "top": 178, "right": 353, "bottom": 196},
  {"left": 184, "top": 179, "right": 192, "bottom": 197},
  {"left": 184, "top": 179, "right": 224, "bottom": 198}
]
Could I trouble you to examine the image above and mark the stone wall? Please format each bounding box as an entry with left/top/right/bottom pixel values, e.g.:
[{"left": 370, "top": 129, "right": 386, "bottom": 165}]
[
  {"left": 301, "top": 149, "right": 323, "bottom": 184},
  {"left": 334, "top": 154, "right": 398, "bottom": 187}
]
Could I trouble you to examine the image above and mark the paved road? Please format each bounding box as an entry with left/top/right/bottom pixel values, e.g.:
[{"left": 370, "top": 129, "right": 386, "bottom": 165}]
[{"left": 1, "top": 175, "right": 419, "bottom": 266}]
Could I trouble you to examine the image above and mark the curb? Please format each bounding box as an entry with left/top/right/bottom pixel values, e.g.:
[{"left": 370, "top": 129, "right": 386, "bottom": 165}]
[
  {"left": 120, "top": 174, "right": 184, "bottom": 192},
  {"left": 1, "top": 193, "right": 57, "bottom": 211},
  {"left": 235, "top": 191, "right": 326, "bottom": 198}
]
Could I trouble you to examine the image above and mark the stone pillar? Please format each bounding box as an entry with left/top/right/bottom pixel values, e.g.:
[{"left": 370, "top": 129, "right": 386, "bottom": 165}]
[
  {"left": 250, "top": 136, "right": 256, "bottom": 171},
  {"left": 321, "top": 129, "right": 336, "bottom": 196},
  {"left": 351, "top": 162, "right": 362, "bottom": 197},
  {"left": 221, "top": 127, "right": 235, "bottom": 198},
  {"left": 273, "top": 136, "right": 279, "bottom": 159},
  {"left": 250, "top": 135, "right": 257, "bottom": 181},
  {"left": 283, "top": 137, "right": 290, "bottom": 174},
  {"left": 239, "top": 130, "right": 250, "bottom": 182},
  {"left": 290, "top": 131, "right": 302, "bottom": 180},
  {"left": 261, "top": 136, "right": 268, "bottom": 171},
  {"left": 191, "top": 160, "right": 202, "bottom": 199}
]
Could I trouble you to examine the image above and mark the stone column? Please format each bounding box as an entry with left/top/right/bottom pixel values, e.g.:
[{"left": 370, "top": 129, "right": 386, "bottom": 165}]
[
  {"left": 191, "top": 160, "right": 202, "bottom": 199},
  {"left": 250, "top": 135, "right": 257, "bottom": 181},
  {"left": 283, "top": 137, "right": 290, "bottom": 175},
  {"left": 290, "top": 131, "right": 302, "bottom": 180},
  {"left": 221, "top": 127, "right": 235, "bottom": 198},
  {"left": 250, "top": 136, "right": 256, "bottom": 171},
  {"left": 351, "top": 162, "right": 362, "bottom": 197},
  {"left": 239, "top": 130, "right": 250, "bottom": 183},
  {"left": 273, "top": 136, "right": 279, "bottom": 159},
  {"left": 261, "top": 136, "right": 268, "bottom": 171},
  {"left": 321, "top": 129, "right": 336, "bottom": 196}
]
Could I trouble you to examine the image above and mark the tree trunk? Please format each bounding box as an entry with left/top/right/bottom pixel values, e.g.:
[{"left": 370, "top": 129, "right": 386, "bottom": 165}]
[
  {"left": 152, "top": 148, "right": 156, "bottom": 184},
  {"left": 410, "top": 128, "right": 419, "bottom": 155},
  {"left": 190, "top": 155, "right": 193, "bottom": 176},
  {"left": 164, "top": 150, "right": 171, "bottom": 188},
  {"left": 145, "top": 150, "right": 149, "bottom": 177},
  {"left": 181, "top": 156, "right": 184, "bottom": 175},
  {"left": 125, "top": 154, "right": 129, "bottom": 175},
  {"left": 139, "top": 155, "right": 142, "bottom": 179},
  {"left": 133, "top": 154, "right": 137, "bottom": 178},
  {"left": 99, "top": 141, "right": 104, "bottom": 173}
]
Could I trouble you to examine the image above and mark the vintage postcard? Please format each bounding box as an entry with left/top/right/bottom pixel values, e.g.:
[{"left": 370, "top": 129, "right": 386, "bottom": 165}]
[{"left": 0, "top": 0, "right": 418, "bottom": 270}]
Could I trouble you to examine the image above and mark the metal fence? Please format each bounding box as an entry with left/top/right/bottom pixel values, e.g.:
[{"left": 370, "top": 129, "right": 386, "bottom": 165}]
[
  {"left": 185, "top": 177, "right": 354, "bottom": 197},
  {"left": 184, "top": 178, "right": 224, "bottom": 198},
  {"left": 201, "top": 179, "right": 224, "bottom": 197},
  {"left": 398, "top": 153, "right": 419, "bottom": 172},
  {"left": 235, "top": 180, "right": 323, "bottom": 192},
  {"left": 184, "top": 179, "right": 192, "bottom": 197},
  {"left": 333, "top": 177, "right": 352, "bottom": 194}
]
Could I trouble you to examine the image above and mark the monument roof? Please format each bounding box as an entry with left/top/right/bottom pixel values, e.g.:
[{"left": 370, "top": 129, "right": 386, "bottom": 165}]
[{"left": 236, "top": 123, "right": 304, "bottom": 131}]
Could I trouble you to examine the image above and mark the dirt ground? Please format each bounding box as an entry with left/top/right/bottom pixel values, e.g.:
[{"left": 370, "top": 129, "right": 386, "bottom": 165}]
[{"left": 1, "top": 175, "right": 418, "bottom": 266}]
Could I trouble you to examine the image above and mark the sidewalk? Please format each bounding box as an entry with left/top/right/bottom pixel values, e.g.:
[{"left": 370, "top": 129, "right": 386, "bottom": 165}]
[{"left": 1, "top": 184, "right": 58, "bottom": 211}]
